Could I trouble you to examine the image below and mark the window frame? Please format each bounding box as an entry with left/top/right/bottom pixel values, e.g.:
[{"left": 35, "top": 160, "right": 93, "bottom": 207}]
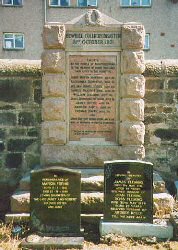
[
  {"left": 2, "top": 0, "right": 23, "bottom": 6},
  {"left": 77, "top": 0, "right": 98, "bottom": 7},
  {"left": 120, "top": 0, "right": 152, "bottom": 7},
  {"left": 144, "top": 33, "right": 150, "bottom": 51},
  {"left": 3, "top": 33, "right": 25, "bottom": 50},
  {"left": 49, "top": 0, "right": 70, "bottom": 7}
]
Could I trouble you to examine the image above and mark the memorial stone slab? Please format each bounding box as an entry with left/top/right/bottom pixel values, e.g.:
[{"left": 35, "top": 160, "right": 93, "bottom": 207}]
[
  {"left": 103, "top": 160, "right": 153, "bottom": 223},
  {"left": 30, "top": 167, "right": 81, "bottom": 236}
]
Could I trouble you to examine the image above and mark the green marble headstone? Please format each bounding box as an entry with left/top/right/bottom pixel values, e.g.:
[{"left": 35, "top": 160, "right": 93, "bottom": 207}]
[
  {"left": 30, "top": 167, "right": 81, "bottom": 236},
  {"left": 104, "top": 160, "right": 153, "bottom": 223}
]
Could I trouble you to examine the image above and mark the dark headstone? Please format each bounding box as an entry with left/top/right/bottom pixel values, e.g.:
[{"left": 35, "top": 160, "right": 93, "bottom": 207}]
[
  {"left": 30, "top": 167, "right": 81, "bottom": 236},
  {"left": 104, "top": 160, "right": 153, "bottom": 223}
]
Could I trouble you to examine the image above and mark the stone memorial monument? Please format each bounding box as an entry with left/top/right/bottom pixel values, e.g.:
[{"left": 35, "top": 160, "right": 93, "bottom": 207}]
[
  {"left": 21, "top": 167, "right": 84, "bottom": 249},
  {"left": 41, "top": 9, "right": 146, "bottom": 171},
  {"left": 100, "top": 160, "right": 173, "bottom": 239}
]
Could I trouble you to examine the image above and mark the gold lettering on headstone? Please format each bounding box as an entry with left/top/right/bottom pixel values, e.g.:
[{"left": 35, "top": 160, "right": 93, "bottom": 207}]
[
  {"left": 34, "top": 176, "right": 77, "bottom": 209},
  {"left": 69, "top": 55, "right": 117, "bottom": 141},
  {"left": 110, "top": 173, "right": 147, "bottom": 221}
]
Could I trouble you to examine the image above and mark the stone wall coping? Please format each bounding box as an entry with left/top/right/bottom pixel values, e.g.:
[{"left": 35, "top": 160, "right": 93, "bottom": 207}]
[
  {"left": 144, "top": 60, "right": 178, "bottom": 77},
  {"left": 0, "top": 59, "right": 41, "bottom": 77},
  {"left": 1, "top": 59, "right": 178, "bottom": 77}
]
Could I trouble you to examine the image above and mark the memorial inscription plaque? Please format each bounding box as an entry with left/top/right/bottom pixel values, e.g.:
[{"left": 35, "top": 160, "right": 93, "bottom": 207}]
[
  {"left": 104, "top": 160, "right": 153, "bottom": 223},
  {"left": 31, "top": 167, "right": 81, "bottom": 236},
  {"left": 69, "top": 54, "right": 117, "bottom": 142}
]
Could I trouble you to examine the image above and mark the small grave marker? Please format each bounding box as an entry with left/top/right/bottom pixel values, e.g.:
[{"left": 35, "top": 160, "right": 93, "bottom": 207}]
[
  {"left": 22, "top": 167, "right": 84, "bottom": 249},
  {"left": 103, "top": 160, "right": 153, "bottom": 223}
]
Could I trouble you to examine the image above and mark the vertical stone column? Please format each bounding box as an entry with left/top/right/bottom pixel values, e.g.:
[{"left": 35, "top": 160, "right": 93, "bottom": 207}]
[
  {"left": 41, "top": 24, "right": 67, "bottom": 146},
  {"left": 120, "top": 24, "right": 145, "bottom": 159}
]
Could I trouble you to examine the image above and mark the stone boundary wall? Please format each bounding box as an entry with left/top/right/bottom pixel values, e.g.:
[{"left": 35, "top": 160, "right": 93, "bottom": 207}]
[
  {"left": 144, "top": 60, "right": 178, "bottom": 181},
  {"left": 0, "top": 60, "right": 41, "bottom": 214},
  {"left": 0, "top": 59, "right": 178, "bottom": 213}
]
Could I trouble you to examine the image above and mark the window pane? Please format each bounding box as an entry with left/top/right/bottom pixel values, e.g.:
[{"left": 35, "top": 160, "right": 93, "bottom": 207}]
[
  {"left": 4, "top": 33, "right": 13, "bottom": 38},
  {"left": 15, "top": 35, "right": 24, "bottom": 48},
  {"left": 144, "top": 34, "right": 150, "bottom": 50},
  {"left": 88, "top": 0, "right": 97, "bottom": 6},
  {"left": 3, "top": 0, "right": 12, "bottom": 4},
  {"left": 78, "top": 0, "right": 87, "bottom": 6},
  {"left": 50, "top": 0, "right": 59, "bottom": 5},
  {"left": 5, "top": 40, "right": 14, "bottom": 49},
  {"left": 13, "top": 0, "right": 22, "bottom": 5},
  {"left": 61, "top": 0, "right": 69, "bottom": 6},
  {"left": 131, "top": 0, "right": 140, "bottom": 6},
  {"left": 142, "top": 0, "right": 151, "bottom": 6},
  {"left": 121, "top": 0, "right": 130, "bottom": 6}
]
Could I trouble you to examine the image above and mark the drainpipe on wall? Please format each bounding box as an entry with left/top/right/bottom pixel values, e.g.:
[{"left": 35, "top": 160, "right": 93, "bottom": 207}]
[{"left": 44, "top": 0, "right": 47, "bottom": 24}]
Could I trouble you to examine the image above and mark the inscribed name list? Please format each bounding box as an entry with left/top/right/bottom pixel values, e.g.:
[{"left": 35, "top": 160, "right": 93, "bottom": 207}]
[
  {"left": 69, "top": 55, "right": 117, "bottom": 141},
  {"left": 31, "top": 167, "right": 81, "bottom": 235},
  {"left": 104, "top": 162, "right": 153, "bottom": 223}
]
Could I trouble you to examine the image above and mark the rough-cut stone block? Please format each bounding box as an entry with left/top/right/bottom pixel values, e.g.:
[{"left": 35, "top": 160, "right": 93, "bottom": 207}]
[
  {"left": 42, "top": 121, "right": 66, "bottom": 145},
  {"left": 19, "top": 176, "right": 30, "bottom": 191},
  {"left": 122, "top": 24, "right": 145, "bottom": 50},
  {"left": 81, "top": 192, "right": 103, "bottom": 213},
  {"left": 11, "top": 191, "right": 30, "bottom": 213},
  {"left": 42, "top": 74, "right": 66, "bottom": 97},
  {"left": 81, "top": 176, "right": 104, "bottom": 191},
  {"left": 43, "top": 24, "right": 65, "bottom": 49},
  {"left": 120, "top": 122, "right": 145, "bottom": 145},
  {"left": 120, "top": 75, "right": 145, "bottom": 98},
  {"left": 41, "top": 50, "right": 65, "bottom": 73},
  {"left": 121, "top": 51, "right": 145, "bottom": 74},
  {"left": 153, "top": 171, "right": 167, "bottom": 193},
  {"left": 100, "top": 220, "right": 173, "bottom": 239},
  {"left": 42, "top": 98, "right": 65, "bottom": 121},
  {"left": 41, "top": 145, "right": 145, "bottom": 167},
  {"left": 153, "top": 193, "right": 175, "bottom": 216},
  {"left": 5, "top": 213, "right": 30, "bottom": 223},
  {"left": 120, "top": 99, "right": 144, "bottom": 121}
]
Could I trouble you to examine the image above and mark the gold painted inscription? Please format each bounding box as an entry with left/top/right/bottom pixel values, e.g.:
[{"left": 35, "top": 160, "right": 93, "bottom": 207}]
[
  {"left": 69, "top": 55, "right": 117, "bottom": 141},
  {"left": 33, "top": 176, "right": 77, "bottom": 209},
  {"left": 66, "top": 32, "right": 121, "bottom": 50},
  {"left": 111, "top": 173, "right": 147, "bottom": 221}
]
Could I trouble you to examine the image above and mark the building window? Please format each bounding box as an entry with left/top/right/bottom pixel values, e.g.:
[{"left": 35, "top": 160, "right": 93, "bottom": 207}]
[
  {"left": 120, "top": 0, "right": 151, "bottom": 7},
  {"left": 49, "top": 0, "right": 70, "bottom": 6},
  {"left": 144, "top": 33, "right": 150, "bottom": 50},
  {"left": 78, "top": 0, "right": 97, "bottom": 7},
  {"left": 3, "top": 33, "right": 24, "bottom": 50},
  {"left": 2, "top": 0, "right": 22, "bottom": 6}
]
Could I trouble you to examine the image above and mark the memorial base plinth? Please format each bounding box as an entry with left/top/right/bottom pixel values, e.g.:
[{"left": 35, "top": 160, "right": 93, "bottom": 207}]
[
  {"left": 21, "top": 235, "right": 84, "bottom": 249},
  {"left": 99, "top": 219, "right": 173, "bottom": 239}
]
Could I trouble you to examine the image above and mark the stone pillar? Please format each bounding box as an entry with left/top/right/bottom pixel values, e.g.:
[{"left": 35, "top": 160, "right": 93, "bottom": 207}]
[
  {"left": 41, "top": 25, "right": 67, "bottom": 146},
  {"left": 120, "top": 24, "right": 146, "bottom": 159}
]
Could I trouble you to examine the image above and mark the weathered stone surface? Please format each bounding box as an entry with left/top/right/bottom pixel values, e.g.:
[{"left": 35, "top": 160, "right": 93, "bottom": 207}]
[
  {"left": 153, "top": 193, "right": 175, "bottom": 216},
  {"left": 0, "top": 59, "right": 41, "bottom": 76},
  {"left": 41, "top": 50, "right": 65, "bottom": 73},
  {"left": 100, "top": 220, "right": 173, "bottom": 239},
  {"left": 121, "top": 51, "right": 145, "bottom": 74},
  {"left": 42, "top": 121, "right": 66, "bottom": 145},
  {"left": 120, "top": 99, "right": 144, "bottom": 121},
  {"left": 120, "top": 122, "right": 145, "bottom": 145},
  {"left": 42, "top": 98, "right": 65, "bottom": 121},
  {"left": 42, "top": 74, "right": 66, "bottom": 97},
  {"left": 41, "top": 144, "right": 145, "bottom": 167},
  {"left": 81, "top": 176, "right": 104, "bottom": 191},
  {"left": 120, "top": 74, "right": 145, "bottom": 98},
  {"left": 153, "top": 171, "right": 167, "bottom": 193},
  {"left": 5, "top": 213, "right": 30, "bottom": 223},
  {"left": 81, "top": 192, "right": 103, "bottom": 213},
  {"left": 19, "top": 176, "right": 30, "bottom": 191},
  {"left": 43, "top": 24, "right": 65, "bottom": 49},
  {"left": 11, "top": 191, "right": 30, "bottom": 213},
  {"left": 122, "top": 24, "right": 145, "bottom": 50}
]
